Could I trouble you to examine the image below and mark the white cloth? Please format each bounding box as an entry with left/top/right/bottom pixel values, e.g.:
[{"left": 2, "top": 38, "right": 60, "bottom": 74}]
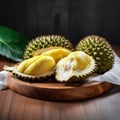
[
  {"left": 0, "top": 53, "right": 120, "bottom": 90},
  {"left": 0, "top": 71, "right": 8, "bottom": 90},
  {"left": 87, "top": 53, "right": 120, "bottom": 84}
]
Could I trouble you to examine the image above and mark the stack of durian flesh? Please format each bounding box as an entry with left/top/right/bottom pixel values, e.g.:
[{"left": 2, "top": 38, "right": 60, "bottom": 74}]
[{"left": 5, "top": 35, "right": 114, "bottom": 83}]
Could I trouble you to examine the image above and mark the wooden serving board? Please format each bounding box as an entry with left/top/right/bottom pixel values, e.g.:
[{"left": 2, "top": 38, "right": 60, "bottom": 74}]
[{"left": 6, "top": 73, "right": 113, "bottom": 101}]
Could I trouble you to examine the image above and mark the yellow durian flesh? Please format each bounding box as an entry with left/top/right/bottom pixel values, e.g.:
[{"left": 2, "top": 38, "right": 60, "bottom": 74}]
[
  {"left": 17, "top": 55, "right": 55, "bottom": 75},
  {"left": 17, "top": 55, "right": 41, "bottom": 73},
  {"left": 41, "top": 48, "right": 71, "bottom": 62},
  {"left": 33, "top": 46, "right": 63, "bottom": 57},
  {"left": 56, "top": 51, "right": 96, "bottom": 82},
  {"left": 24, "top": 56, "right": 55, "bottom": 75},
  {"left": 16, "top": 47, "right": 71, "bottom": 80},
  {"left": 67, "top": 51, "right": 91, "bottom": 70}
]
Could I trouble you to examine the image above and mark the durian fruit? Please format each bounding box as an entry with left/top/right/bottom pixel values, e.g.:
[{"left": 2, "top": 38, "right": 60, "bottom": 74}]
[
  {"left": 24, "top": 35, "right": 74, "bottom": 59},
  {"left": 12, "top": 55, "right": 56, "bottom": 82},
  {"left": 76, "top": 35, "right": 114, "bottom": 73},
  {"left": 56, "top": 51, "right": 97, "bottom": 82},
  {"left": 11, "top": 47, "right": 71, "bottom": 82}
]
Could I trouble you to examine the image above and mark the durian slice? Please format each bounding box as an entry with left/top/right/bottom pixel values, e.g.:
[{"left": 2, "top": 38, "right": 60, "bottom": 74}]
[
  {"left": 13, "top": 68, "right": 54, "bottom": 82},
  {"left": 24, "top": 35, "right": 74, "bottom": 59},
  {"left": 13, "top": 55, "right": 56, "bottom": 81},
  {"left": 23, "top": 56, "right": 55, "bottom": 75},
  {"left": 33, "top": 46, "right": 62, "bottom": 56},
  {"left": 41, "top": 47, "right": 71, "bottom": 62},
  {"left": 76, "top": 35, "right": 114, "bottom": 73},
  {"left": 56, "top": 51, "right": 97, "bottom": 82},
  {"left": 17, "top": 55, "right": 42, "bottom": 73}
]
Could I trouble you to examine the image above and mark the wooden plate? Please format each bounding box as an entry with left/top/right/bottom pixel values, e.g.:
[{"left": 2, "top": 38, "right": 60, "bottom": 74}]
[{"left": 6, "top": 73, "right": 113, "bottom": 101}]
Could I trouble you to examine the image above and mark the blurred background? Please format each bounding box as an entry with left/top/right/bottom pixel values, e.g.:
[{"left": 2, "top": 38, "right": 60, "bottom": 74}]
[{"left": 0, "top": 0, "right": 120, "bottom": 45}]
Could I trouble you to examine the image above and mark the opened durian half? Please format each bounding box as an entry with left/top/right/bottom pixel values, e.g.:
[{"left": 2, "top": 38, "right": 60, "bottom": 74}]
[
  {"left": 24, "top": 35, "right": 74, "bottom": 59},
  {"left": 6, "top": 47, "right": 71, "bottom": 82},
  {"left": 56, "top": 51, "right": 97, "bottom": 82},
  {"left": 13, "top": 55, "right": 56, "bottom": 81}
]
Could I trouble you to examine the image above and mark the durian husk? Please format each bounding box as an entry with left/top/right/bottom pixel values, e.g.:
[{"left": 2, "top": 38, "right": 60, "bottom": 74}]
[
  {"left": 3, "top": 65, "right": 56, "bottom": 82},
  {"left": 12, "top": 55, "right": 56, "bottom": 82},
  {"left": 55, "top": 51, "right": 97, "bottom": 82},
  {"left": 11, "top": 47, "right": 71, "bottom": 82},
  {"left": 12, "top": 67, "right": 56, "bottom": 83},
  {"left": 76, "top": 35, "right": 114, "bottom": 73},
  {"left": 24, "top": 35, "right": 74, "bottom": 59}
]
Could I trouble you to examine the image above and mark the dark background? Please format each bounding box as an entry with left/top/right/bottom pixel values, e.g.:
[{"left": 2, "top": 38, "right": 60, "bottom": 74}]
[{"left": 0, "top": 0, "right": 120, "bottom": 45}]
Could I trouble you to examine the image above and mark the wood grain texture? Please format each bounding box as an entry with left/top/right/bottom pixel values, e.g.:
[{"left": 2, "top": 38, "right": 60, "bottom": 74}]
[{"left": 6, "top": 72, "right": 113, "bottom": 101}]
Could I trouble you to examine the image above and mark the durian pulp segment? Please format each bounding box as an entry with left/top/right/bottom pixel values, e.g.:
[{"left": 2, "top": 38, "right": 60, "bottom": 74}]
[
  {"left": 17, "top": 55, "right": 42, "bottom": 73},
  {"left": 41, "top": 48, "right": 71, "bottom": 62},
  {"left": 17, "top": 55, "right": 55, "bottom": 75},
  {"left": 56, "top": 51, "right": 96, "bottom": 82},
  {"left": 67, "top": 51, "right": 91, "bottom": 70},
  {"left": 33, "top": 46, "right": 62, "bottom": 56}
]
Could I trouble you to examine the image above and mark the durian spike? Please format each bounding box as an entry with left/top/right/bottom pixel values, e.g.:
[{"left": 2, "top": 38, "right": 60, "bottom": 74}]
[{"left": 3, "top": 65, "right": 15, "bottom": 72}]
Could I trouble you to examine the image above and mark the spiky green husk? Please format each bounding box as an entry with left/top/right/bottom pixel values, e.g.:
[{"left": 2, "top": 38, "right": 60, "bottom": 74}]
[
  {"left": 24, "top": 35, "right": 74, "bottom": 59},
  {"left": 4, "top": 65, "right": 57, "bottom": 83},
  {"left": 76, "top": 35, "right": 114, "bottom": 73},
  {"left": 12, "top": 68, "right": 56, "bottom": 83}
]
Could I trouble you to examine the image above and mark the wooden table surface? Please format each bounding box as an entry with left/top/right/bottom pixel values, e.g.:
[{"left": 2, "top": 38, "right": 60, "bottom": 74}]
[{"left": 0, "top": 45, "right": 120, "bottom": 120}]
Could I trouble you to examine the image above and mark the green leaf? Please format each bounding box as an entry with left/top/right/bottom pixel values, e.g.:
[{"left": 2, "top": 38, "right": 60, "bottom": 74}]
[{"left": 0, "top": 26, "right": 29, "bottom": 62}]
